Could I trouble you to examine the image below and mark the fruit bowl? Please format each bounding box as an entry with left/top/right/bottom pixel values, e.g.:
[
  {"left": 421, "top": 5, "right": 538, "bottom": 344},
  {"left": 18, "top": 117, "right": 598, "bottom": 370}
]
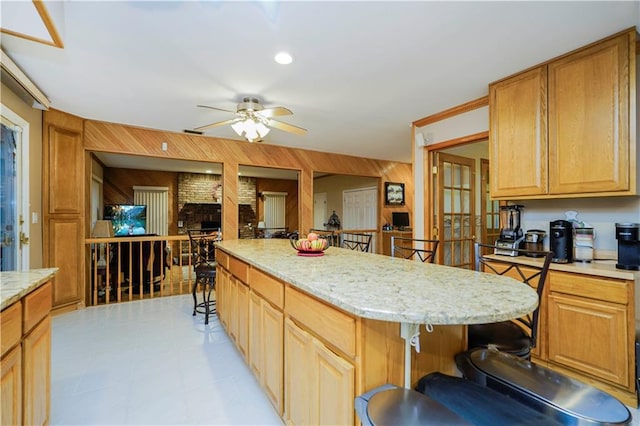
[{"left": 289, "top": 234, "right": 328, "bottom": 256}]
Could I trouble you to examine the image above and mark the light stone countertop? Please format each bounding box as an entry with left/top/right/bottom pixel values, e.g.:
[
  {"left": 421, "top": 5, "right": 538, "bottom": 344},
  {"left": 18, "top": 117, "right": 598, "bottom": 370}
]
[
  {"left": 216, "top": 239, "right": 539, "bottom": 325},
  {"left": 0, "top": 268, "right": 59, "bottom": 310}
]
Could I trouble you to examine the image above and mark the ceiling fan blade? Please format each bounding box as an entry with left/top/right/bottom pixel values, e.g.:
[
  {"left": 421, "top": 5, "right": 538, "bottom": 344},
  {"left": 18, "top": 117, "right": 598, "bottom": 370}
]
[
  {"left": 269, "top": 119, "right": 307, "bottom": 135},
  {"left": 194, "top": 118, "right": 239, "bottom": 131},
  {"left": 197, "top": 104, "right": 236, "bottom": 114},
  {"left": 258, "top": 106, "right": 293, "bottom": 118}
]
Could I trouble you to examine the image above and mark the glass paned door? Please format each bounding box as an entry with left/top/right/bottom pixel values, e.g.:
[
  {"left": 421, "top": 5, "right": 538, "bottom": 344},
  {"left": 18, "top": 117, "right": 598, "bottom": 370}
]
[
  {"left": 1, "top": 123, "right": 18, "bottom": 270},
  {"left": 435, "top": 153, "right": 475, "bottom": 269}
]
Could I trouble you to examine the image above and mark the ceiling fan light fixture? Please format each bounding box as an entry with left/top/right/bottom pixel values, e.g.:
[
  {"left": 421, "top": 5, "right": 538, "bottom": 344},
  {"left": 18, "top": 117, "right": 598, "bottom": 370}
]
[
  {"left": 274, "top": 51, "right": 293, "bottom": 65},
  {"left": 231, "top": 117, "right": 270, "bottom": 142}
]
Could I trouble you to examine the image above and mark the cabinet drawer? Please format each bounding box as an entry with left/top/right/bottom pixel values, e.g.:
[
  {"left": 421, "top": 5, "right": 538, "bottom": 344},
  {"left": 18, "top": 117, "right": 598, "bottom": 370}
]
[
  {"left": 229, "top": 257, "right": 249, "bottom": 283},
  {"left": 216, "top": 249, "right": 229, "bottom": 270},
  {"left": 285, "top": 286, "right": 356, "bottom": 358},
  {"left": 1, "top": 301, "right": 22, "bottom": 356},
  {"left": 24, "top": 282, "right": 52, "bottom": 333},
  {"left": 249, "top": 268, "right": 284, "bottom": 309},
  {"left": 549, "top": 271, "right": 628, "bottom": 304}
]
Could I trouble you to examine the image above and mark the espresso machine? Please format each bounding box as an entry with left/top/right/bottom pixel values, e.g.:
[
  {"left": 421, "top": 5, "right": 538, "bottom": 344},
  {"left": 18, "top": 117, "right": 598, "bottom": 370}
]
[
  {"left": 615, "top": 223, "right": 639, "bottom": 270},
  {"left": 495, "top": 205, "right": 525, "bottom": 256}
]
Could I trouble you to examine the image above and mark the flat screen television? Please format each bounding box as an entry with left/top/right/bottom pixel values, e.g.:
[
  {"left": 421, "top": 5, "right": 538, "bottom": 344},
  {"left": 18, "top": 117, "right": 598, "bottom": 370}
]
[
  {"left": 392, "top": 212, "right": 410, "bottom": 230},
  {"left": 104, "top": 204, "right": 147, "bottom": 236}
]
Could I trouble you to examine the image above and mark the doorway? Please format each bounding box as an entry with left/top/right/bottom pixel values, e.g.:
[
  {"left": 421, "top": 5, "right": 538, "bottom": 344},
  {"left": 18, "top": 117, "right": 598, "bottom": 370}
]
[
  {"left": 428, "top": 139, "right": 494, "bottom": 269},
  {"left": 1, "top": 107, "right": 30, "bottom": 271},
  {"left": 313, "top": 192, "right": 327, "bottom": 229}
]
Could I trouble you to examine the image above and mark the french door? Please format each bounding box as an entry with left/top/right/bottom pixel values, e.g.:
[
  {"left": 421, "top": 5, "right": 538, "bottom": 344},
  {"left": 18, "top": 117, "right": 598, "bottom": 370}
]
[{"left": 434, "top": 153, "right": 475, "bottom": 268}]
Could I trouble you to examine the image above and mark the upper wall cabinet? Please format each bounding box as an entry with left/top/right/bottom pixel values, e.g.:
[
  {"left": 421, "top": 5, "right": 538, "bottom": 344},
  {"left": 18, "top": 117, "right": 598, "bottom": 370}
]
[{"left": 490, "top": 28, "right": 637, "bottom": 200}]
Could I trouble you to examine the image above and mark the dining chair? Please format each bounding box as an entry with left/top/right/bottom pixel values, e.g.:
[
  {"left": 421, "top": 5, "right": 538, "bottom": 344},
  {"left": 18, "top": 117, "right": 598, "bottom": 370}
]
[
  {"left": 340, "top": 232, "right": 373, "bottom": 252},
  {"left": 390, "top": 237, "right": 439, "bottom": 263},
  {"left": 187, "top": 228, "right": 222, "bottom": 325},
  {"left": 466, "top": 242, "right": 553, "bottom": 359}
]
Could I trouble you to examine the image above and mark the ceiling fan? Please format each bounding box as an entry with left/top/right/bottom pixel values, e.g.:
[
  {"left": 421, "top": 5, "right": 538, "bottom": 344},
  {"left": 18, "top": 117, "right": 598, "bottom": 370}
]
[{"left": 194, "top": 97, "right": 307, "bottom": 142}]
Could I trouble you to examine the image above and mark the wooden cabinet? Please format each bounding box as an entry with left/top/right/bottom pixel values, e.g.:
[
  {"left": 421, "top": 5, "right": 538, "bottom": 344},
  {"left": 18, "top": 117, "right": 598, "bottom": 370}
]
[
  {"left": 43, "top": 110, "right": 84, "bottom": 313},
  {"left": 221, "top": 260, "right": 285, "bottom": 415},
  {"left": 546, "top": 271, "right": 634, "bottom": 394},
  {"left": 1, "top": 281, "right": 52, "bottom": 426},
  {"left": 547, "top": 293, "right": 628, "bottom": 386},
  {"left": 490, "top": 28, "right": 636, "bottom": 199},
  {"left": 381, "top": 230, "right": 413, "bottom": 256},
  {"left": 284, "top": 318, "right": 354, "bottom": 426},
  {"left": 490, "top": 67, "right": 548, "bottom": 197},
  {"left": 1, "top": 344, "right": 22, "bottom": 426}
]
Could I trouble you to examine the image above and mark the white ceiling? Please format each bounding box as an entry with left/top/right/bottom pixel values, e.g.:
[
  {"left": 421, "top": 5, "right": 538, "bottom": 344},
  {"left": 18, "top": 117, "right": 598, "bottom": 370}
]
[{"left": 1, "top": 1, "right": 638, "bottom": 165}]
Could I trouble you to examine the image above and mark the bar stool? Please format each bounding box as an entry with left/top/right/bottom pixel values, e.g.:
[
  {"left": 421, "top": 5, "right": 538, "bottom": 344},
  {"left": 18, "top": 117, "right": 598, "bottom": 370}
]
[{"left": 187, "top": 228, "right": 221, "bottom": 325}]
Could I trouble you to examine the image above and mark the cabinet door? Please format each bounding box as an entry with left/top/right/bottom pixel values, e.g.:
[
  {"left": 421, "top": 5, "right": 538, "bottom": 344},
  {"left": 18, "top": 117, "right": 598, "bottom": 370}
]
[
  {"left": 311, "top": 338, "right": 355, "bottom": 426},
  {"left": 48, "top": 218, "right": 83, "bottom": 309},
  {"left": 490, "top": 66, "right": 548, "bottom": 197},
  {"left": 228, "top": 276, "right": 238, "bottom": 343},
  {"left": 548, "top": 33, "right": 630, "bottom": 194},
  {"left": 548, "top": 294, "right": 629, "bottom": 387},
  {"left": 248, "top": 291, "right": 262, "bottom": 379},
  {"left": 215, "top": 267, "right": 227, "bottom": 328},
  {"left": 284, "top": 319, "right": 313, "bottom": 426},
  {"left": 23, "top": 316, "right": 51, "bottom": 426},
  {"left": 236, "top": 281, "right": 250, "bottom": 360},
  {"left": 1, "top": 346, "right": 22, "bottom": 426},
  {"left": 262, "top": 300, "right": 283, "bottom": 414}
]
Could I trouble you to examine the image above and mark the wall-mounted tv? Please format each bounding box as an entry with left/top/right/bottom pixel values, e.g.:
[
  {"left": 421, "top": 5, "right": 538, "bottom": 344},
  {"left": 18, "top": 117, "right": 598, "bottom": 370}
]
[
  {"left": 392, "top": 212, "right": 410, "bottom": 230},
  {"left": 104, "top": 204, "right": 147, "bottom": 236}
]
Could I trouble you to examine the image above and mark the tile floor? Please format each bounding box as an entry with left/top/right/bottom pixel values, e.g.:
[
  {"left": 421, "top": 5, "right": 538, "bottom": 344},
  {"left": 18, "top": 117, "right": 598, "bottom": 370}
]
[
  {"left": 51, "top": 294, "right": 283, "bottom": 425},
  {"left": 51, "top": 294, "right": 640, "bottom": 425}
]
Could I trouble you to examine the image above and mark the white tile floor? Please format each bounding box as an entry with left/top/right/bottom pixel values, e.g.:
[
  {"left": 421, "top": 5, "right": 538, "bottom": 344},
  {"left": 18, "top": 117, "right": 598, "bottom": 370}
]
[
  {"left": 51, "top": 294, "right": 640, "bottom": 426},
  {"left": 51, "top": 294, "right": 283, "bottom": 425}
]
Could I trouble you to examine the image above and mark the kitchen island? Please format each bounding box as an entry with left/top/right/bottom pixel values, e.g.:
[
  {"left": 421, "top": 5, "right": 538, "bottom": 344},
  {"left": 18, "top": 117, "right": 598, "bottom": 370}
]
[{"left": 215, "top": 239, "right": 537, "bottom": 425}]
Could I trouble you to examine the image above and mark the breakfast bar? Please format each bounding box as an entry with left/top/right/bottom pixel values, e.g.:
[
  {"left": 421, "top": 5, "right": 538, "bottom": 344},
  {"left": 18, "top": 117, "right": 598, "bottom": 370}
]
[{"left": 215, "top": 239, "right": 538, "bottom": 425}]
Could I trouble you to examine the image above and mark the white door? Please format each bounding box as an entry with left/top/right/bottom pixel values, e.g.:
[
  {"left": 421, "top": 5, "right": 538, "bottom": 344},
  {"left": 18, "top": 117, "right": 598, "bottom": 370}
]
[
  {"left": 1, "top": 106, "right": 29, "bottom": 271},
  {"left": 342, "top": 187, "right": 377, "bottom": 252},
  {"left": 313, "top": 192, "right": 327, "bottom": 229}
]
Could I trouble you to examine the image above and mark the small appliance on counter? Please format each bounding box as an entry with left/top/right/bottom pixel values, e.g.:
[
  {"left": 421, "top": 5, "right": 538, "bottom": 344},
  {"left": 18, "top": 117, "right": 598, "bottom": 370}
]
[
  {"left": 524, "top": 230, "right": 546, "bottom": 257},
  {"left": 550, "top": 220, "right": 573, "bottom": 263},
  {"left": 574, "top": 227, "right": 595, "bottom": 262},
  {"left": 615, "top": 223, "right": 639, "bottom": 270},
  {"left": 495, "top": 205, "right": 524, "bottom": 256}
]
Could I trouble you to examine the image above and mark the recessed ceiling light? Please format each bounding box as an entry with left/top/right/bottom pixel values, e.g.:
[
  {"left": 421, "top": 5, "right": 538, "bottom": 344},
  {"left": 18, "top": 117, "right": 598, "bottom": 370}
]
[
  {"left": 205, "top": 170, "right": 213, "bottom": 174},
  {"left": 274, "top": 51, "right": 293, "bottom": 65}
]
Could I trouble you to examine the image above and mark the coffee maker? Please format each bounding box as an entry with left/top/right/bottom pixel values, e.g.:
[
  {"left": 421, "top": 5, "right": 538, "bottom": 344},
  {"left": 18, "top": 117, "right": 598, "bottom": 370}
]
[
  {"left": 550, "top": 220, "right": 573, "bottom": 263},
  {"left": 615, "top": 223, "right": 639, "bottom": 270},
  {"left": 495, "top": 205, "right": 524, "bottom": 256}
]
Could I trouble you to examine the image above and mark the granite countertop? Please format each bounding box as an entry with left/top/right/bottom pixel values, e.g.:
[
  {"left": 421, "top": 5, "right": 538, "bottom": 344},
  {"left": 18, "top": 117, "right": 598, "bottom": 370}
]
[
  {"left": 0, "top": 268, "right": 59, "bottom": 310},
  {"left": 485, "top": 254, "right": 640, "bottom": 281},
  {"left": 216, "top": 239, "right": 539, "bottom": 325}
]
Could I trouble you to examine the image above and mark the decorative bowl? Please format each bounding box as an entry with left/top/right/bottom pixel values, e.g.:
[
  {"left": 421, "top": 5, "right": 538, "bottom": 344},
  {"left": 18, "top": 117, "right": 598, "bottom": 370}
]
[{"left": 289, "top": 236, "right": 328, "bottom": 256}]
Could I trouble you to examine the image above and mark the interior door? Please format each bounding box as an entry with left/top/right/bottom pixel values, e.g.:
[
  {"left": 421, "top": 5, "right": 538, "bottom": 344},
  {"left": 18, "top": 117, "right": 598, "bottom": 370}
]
[
  {"left": 435, "top": 153, "right": 475, "bottom": 268},
  {"left": 342, "top": 187, "right": 377, "bottom": 252},
  {"left": 313, "top": 192, "right": 327, "bottom": 229}
]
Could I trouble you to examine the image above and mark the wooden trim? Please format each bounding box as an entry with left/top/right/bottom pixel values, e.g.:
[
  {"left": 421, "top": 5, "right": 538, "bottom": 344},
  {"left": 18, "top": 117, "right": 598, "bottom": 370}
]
[
  {"left": 413, "top": 96, "right": 488, "bottom": 127},
  {"left": 33, "top": 0, "right": 64, "bottom": 48},
  {"left": 0, "top": 50, "right": 51, "bottom": 109},
  {"left": 424, "top": 131, "right": 489, "bottom": 152},
  {"left": 0, "top": 2, "right": 63, "bottom": 49}
]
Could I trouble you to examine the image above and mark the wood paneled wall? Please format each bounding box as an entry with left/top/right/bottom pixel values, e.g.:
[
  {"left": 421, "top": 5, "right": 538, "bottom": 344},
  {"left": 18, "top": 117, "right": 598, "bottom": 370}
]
[{"left": 83, "top": 119, "right": 413, "bottom": 235}]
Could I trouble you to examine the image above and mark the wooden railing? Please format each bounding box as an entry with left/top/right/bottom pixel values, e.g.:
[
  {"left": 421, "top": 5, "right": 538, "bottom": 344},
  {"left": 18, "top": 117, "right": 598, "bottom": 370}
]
[
  {"left": 85, "top": 235, "right": 194, "bottom": 306},
  {"left": 85, "top": 230, "right": 381, "bottom": 306}
]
